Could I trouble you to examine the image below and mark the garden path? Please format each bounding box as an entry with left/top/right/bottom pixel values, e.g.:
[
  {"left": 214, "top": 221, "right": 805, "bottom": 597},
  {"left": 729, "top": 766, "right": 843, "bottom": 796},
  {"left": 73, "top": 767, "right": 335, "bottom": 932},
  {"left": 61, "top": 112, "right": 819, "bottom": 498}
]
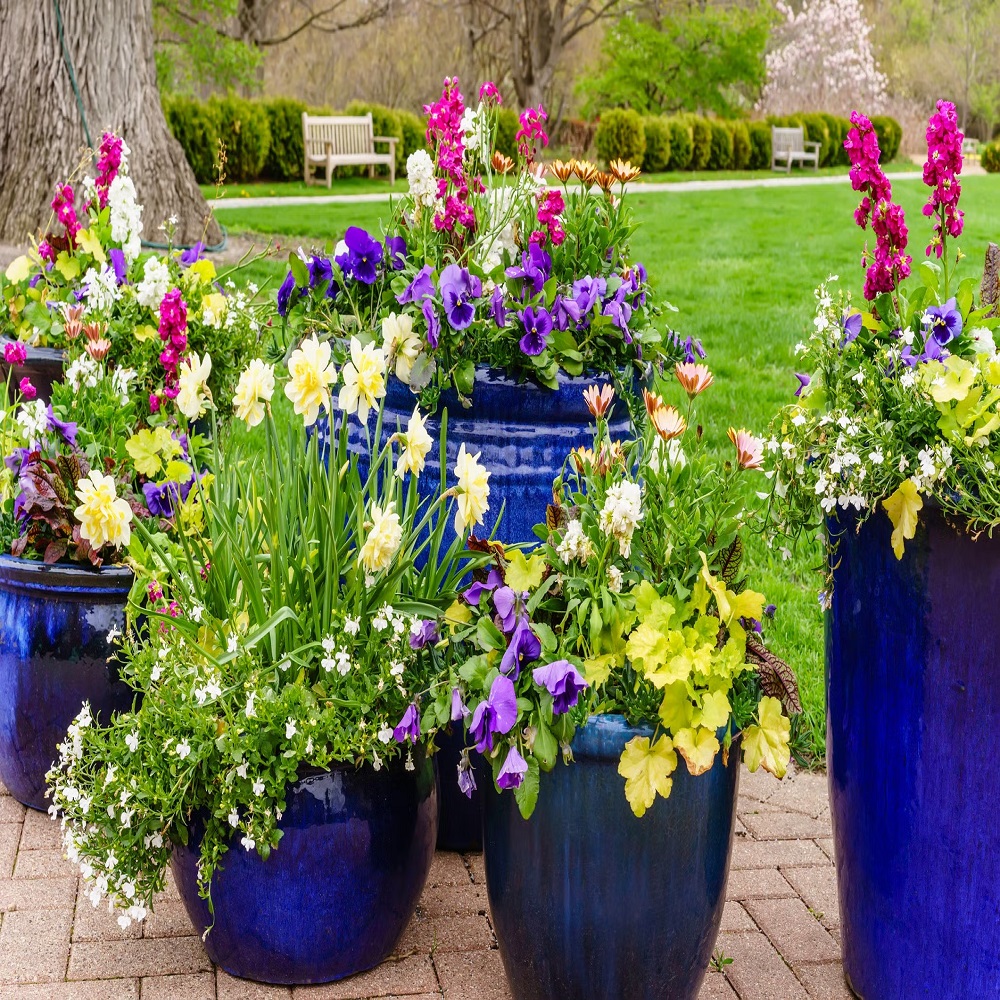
[{"left": 0, "top": 764, "right": 847, "bottom": 1000}]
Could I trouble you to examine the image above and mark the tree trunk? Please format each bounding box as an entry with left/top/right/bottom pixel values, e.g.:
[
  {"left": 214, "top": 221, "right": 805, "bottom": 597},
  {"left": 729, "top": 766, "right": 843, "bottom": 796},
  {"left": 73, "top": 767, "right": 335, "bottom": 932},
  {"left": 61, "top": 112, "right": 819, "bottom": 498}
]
[
  {"left": 509, "top": 0, "right": 561, "bottom": 109},
  {"left": 0, "top": 0, "right": 220, "bottom": 247}
]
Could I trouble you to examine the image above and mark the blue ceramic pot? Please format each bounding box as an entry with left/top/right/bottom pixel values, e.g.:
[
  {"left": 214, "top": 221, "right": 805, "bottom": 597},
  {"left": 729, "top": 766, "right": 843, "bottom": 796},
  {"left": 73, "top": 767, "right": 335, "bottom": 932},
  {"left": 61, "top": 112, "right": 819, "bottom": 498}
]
[
  {"left": 827, "top": 508, "right": 1000, "bottom": 998},
  {"left": 484, "top": 715, "right": 740, "bottom": 1000},
  {"left": 0, "top": 338, "right": 65, "bottom": 405},
  {"left": 171, "top": 754, "right": 438, "bottom": 985},
  {"left": 434, "top": 725, "right": 490, "bottom": 853},
  {"left": 0, "top": 555, "right": 134, "bottom": 810}
]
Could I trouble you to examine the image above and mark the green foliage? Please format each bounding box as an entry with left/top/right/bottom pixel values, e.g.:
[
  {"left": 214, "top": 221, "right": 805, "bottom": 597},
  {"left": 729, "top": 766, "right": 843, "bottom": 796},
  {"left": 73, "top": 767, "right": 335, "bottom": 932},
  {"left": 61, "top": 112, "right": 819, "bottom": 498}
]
[
  {"left": 665, "top": 118, "right": 694, "bottom": 170},
  {"left": 747, "top": 121, "right": 772, "bottom": 169},
  {"left": 162, "top": 95, "right": 220, "bottom": 185},
  {"left": 729, "top": 120, "right": 751, "bottom": 170},
  {"left": 708, "top": 120, "right": 734, "bottom": 170},
  {"left": 982, "top": 141, "right": 1000, "bottom": 173},
  {"left": 580, "top": 6, "right": 772, "bottom": 119},
  {"left": 642, "top": 117, "right": 672, "bottom": 173},
  {"left": 260, "top": 98, "right": 308, "bottom": 182},
  {"left": 495, "top": 108, "right": 520, "bottom": 160},
  {"left": 207, "top": 95, "right": 271, "bottom": 184},
  {"left": 684, "top": 115, "right": 713, "bottom": 170},
  {"left": 799, "top": 113, "right": 833, "bottom": 166},
  {"left": 595, "top": 109, "right": 647, "bottom": 166},
  {"left": 397, "top": 109, "right": 428, "bottom": 168},
  {"left": 870, "top": 115, "right": 903, "bottom": 162},
  {"left": 821, "top": 114, "right": 851, "bottom": 167},
  {"left": 345, "top": 101, "right": 404, "bottom": 177}
]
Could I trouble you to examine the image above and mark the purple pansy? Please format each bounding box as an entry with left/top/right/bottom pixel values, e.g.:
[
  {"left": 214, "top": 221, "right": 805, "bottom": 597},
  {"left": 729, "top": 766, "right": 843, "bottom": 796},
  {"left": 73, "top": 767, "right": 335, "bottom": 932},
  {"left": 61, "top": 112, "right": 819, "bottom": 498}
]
[
  {"left": 531, "top": 659, "right": 588, "bottom": 715},
  {"left": 572, "top": 275, "right": 606, "bottom": 317},
  {"left": 602, "top": 285, "right": 633, "bottom": 342},
  {"left": 505, "top": 244, "right": 551, "bottom": 296},
  {"left": 492, "top": 586, "right": 516, "bottom": 632},
  {"left": 336, "top": 227, "right": 383, "bottom": 284},
  {"left": 143, "top": 480, "right": 182, "bottom": 518},
  {"left": 463, "top": 567, "right": 503, "bottom": 606},
  {"left": 794, "top": 373, "right": 811, "bottom": 397},
  {"left": 457, "top": 750, "right": 477, "bottom": 798},
  {"left": 490, "top": 285, "right": 507, "bottom": 328},
  {"left": 841, "top": 312, "right": 863, "bottom": 346},
  {"left": 519, "top": 306, "right": 552, "bottom": 356},
  {"left": 409, "top": 619, "right": 440, "bottom": 650},
  {"left": 385, "top": 235, "right": 407, "bottom": 271},
  {"left": 397, "top": 264, "right": 435, "bottom": 305},
  {"left": 393, "top": 702, "right": 421, "bottom": 744},
  {"left": 552, "top": 294, "right": 582, "bottom": 330},
  {"left": 46, "top": 406, "right": 77, "bottom": 446},
  {"left": 422, "top": 298, "right": 441, "bottom": 349},
  {"left": 439, "top": 264, "right": 481, "bottom": 330},
  {"left": 500, "top": 614, "right": 541, "bottom": 678},
  {"left": 179, "top": 242, "right": 204, "bottom": 267},
  {"left": 497, "top": 745, "right": 528, "bottom": 790},
  {"left": 5, "top": 448, "right": 31, "bottom": 478},
  {"left": 277, "top": 271, "right": 297, "bottom": 318},
  {"left": 108, "top": 248, "right": 127, "bottom": 285},
  {"left": 308, "top": 255, "right": 333, "bottom": 290},
  {"left": 468, "top": 674, "right": 517, "bottom": 753},
  {"left": 451, "top": 687, "right": 469, "bottom": 722},
  {"left": 924, "top": 297, "right": 963, "bottom": 346}
]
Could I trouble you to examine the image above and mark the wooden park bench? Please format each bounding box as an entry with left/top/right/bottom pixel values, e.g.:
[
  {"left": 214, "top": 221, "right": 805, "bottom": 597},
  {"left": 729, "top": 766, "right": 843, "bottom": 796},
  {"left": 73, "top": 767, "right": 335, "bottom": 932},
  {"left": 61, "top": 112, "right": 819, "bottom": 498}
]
[
  {"left": 771, "top": 126, "right": 821, "bottom": 172},
  {"left": 301, "top": 112, "right": 397, "bottom": 187}
]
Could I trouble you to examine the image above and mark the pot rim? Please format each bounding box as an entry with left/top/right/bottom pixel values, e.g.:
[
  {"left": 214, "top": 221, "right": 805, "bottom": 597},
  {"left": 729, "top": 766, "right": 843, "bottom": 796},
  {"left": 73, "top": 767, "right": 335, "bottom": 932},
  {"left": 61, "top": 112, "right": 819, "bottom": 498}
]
[
  {"left": 0, "top": 553, "right": 134, "bottom": 595},
  {"left": 571, "top": 713, "right": 741, "bottom": 762}
]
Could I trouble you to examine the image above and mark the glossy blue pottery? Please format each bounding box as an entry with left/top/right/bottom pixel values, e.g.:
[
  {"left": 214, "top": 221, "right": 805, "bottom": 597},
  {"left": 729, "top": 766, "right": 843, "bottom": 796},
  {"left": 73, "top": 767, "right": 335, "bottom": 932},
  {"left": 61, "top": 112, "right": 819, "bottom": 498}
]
[
  {"left": 0, "top": 339, "right": 64, "bottom": 404},
  {"left": 484, "top": 714, "right": 740, "bottom": 1000},
  {"left": 827, "top": 508, "right": 1000, "bottom": 998},
  {"left": 172, "top": 754, "right": 438, "bottom": 985},
  {"left": 434, "top": 725, "right": 490, "bottom": 852},
  {"left": 0, "top": 555, "right": 134, "bottom": 809}
]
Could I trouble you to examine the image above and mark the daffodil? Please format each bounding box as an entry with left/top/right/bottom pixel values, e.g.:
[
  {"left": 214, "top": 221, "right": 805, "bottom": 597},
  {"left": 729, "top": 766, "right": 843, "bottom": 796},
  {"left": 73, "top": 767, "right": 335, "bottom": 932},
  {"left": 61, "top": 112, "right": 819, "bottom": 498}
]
[
  {"left": 284, "top": 335, "right": 337, "bottom": 427},
  {"left": 338, "top": 336, "right": 386, "bottom": 423},
  {"left": 453, "top": 443, "right": 490, "bottom": 535},
  {"left": 396, "top": 406, "right": 433, "bottom": 477},
  {"left": 359, "top": 502, "right": 402, "bottom": 574},
  {"left": 176, "top": 352, "right": 212, "bottom": 420},
  {"left": 74, "top": 471, "right": 133, "bottom": 549},
  {"left": 232, "top": 359, "right": 275, "bottom": 428},
  {"left": 381, "top": 313, "right": 421, "bottom": 383}
]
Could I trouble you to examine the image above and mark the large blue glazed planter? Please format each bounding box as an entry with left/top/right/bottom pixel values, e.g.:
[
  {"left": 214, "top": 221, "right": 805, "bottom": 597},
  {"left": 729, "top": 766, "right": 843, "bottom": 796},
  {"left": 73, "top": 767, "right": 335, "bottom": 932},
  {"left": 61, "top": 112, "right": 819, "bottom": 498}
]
[
  {"left": 172, "top": 753, "right": 438, "bottom": 985},
  {"left": 827, "top": 507, "right": 1000, "bottom": 998},
  {"left": 483, "top": 714, "right": 740, "bottom": 1000},
  {"left": 0, "top": 554, "right": 134, "bottom": 810},
  {"left": 0, "top": 338, "right": 65, "bottom": 405}
]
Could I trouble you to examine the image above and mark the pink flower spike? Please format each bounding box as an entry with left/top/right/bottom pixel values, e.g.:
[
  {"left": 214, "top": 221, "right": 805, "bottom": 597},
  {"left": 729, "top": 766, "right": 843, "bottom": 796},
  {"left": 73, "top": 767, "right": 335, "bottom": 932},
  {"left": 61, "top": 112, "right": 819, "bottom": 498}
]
[
  {"left": 4, "top": 342, "right": 26, "bottom": 366},
  {"left": 478, "top": 81, "right": 502, "bottom": 104}
]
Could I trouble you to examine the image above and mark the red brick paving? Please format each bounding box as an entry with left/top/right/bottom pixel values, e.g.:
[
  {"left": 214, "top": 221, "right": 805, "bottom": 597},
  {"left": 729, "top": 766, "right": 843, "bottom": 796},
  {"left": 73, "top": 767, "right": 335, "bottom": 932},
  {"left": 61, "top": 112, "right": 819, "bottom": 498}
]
[{"left": 0, "top": 766, "right": 849, "bottom": 998}]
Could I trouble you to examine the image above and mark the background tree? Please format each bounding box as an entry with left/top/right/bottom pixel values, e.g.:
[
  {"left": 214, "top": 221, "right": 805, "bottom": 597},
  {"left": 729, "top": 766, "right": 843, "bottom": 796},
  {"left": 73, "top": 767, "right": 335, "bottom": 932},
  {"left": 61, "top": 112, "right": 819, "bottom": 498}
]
[{"left": 0, "top": 0, "right": 219, "bottom": 246}]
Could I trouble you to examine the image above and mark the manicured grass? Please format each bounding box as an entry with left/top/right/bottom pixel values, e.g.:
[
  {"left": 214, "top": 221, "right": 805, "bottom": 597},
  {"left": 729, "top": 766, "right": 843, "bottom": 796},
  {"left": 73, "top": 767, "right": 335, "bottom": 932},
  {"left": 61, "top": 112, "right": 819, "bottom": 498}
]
[{"left": 213, "top": 174, "right": 1000, "bottom": 764}]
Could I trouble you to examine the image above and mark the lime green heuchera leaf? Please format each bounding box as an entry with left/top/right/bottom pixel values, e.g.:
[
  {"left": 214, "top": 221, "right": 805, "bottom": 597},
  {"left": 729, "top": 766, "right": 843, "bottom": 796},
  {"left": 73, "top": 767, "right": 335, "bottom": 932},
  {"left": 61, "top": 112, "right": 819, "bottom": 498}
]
[
  {"left": 743, "top": 696, "right": 792, "bottom": 779},
  {"left": 633, "top": 580, "right": 678, "bottom": 631},
  {"left": 618, "top": 734, "right": 677, "bottom": 817},
  {"left": 695, "top": 689, "right": 731, "bottom": 730},
  {"left": 922, "top": 356, "right": 976, "bottom": 404},
  {"left": 625, "top": 621, "right": 670, "bottom": 674},
  {"left": 673, "top": 726, "right": 721, "bottom": 776},
  {"left": 699, "top": 553, "right": 765, "bottom": 625},
  {"left": 658, "top": 681, "right": 696, "bottom": 732},
  {"left": 55, "top": 251, "right": 80, "bottom": 281},
  {"left": 76, "top": 228, "right": 106, "bottom": 264},
  {"left": 882, "top": 478, "right": 923, "bottom": 560},
  {"left": 4, "top": 255, "right": 31, "bottom": 283},
  {"left": 505, "top": 549, "right": 546, "bottom": 593}
]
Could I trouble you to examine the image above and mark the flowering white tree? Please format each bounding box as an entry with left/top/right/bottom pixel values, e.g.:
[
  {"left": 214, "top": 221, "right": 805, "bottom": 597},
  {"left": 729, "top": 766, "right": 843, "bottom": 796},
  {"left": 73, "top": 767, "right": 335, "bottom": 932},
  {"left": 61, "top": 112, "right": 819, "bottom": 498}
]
[{"left": 757, "top": 0, "right": 888, "bottom": 117}]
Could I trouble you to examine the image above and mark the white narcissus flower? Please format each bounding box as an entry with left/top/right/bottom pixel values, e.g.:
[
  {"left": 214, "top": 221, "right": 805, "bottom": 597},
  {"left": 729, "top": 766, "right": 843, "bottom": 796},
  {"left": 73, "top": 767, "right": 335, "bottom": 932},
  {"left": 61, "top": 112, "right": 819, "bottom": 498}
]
[
  {"left": 338, "top": 336, "right": 386, "bottom": 423},
  {"left": 381, "top": 312, "right": 422, "bottom": 383},
  {"left": 176, "top": 352, "right": 212, "bottom": 420},
  {"left": 232, "top": 359, "right": 276, "bottom": 428},
  {"left": 359, "top": 501, "right": 403, "bottom": 574},
  {"left": 453, "top": 444, "right": 490, "bottom": 535},
  {"left": 397, "top": 406, "right": 433, "bottom": 478},
  {"left": 74, "top": 471, "right": 133, "bottom": 549},
  {"left": 284, "top": 335, "right": 337, "bottom": 426}
]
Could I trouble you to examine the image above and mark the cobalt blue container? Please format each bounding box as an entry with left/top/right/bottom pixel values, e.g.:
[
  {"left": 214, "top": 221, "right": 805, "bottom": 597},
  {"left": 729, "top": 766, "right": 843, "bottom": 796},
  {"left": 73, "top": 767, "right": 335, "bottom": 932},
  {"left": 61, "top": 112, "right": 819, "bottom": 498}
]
[
  {"left": 484, "top": 715, "right": 740, "bottom": 1000},
  {"left": 172, "top": 753, "right": 438, "bottom": 985},
  {"left": 0, "top": 555, "right": 134, "bottom": 809},
  {"left": 0, "top": 339, "right": 65, "bottom": 405},
  {"left": 827, "top": 507, "right": 1000, "bottom": 998}
]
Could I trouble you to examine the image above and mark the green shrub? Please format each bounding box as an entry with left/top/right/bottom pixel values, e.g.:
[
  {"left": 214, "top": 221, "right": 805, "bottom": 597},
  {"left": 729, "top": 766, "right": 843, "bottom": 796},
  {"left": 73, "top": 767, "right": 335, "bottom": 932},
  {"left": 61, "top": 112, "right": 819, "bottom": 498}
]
[
  {"left": 162, "top": 95, "right": 220, "bottom": 184},
  {"left": 708, "top": 120, "right": 734, "bottom": 170},
  {"left": 207, "top": 95, "right": 271, "bottom": 183},
  {"left": 665, "top": 118, "right": 693, "bottom": 170},
  {"left": 594, "top": 108, "right": 646, "bottom": 167},
  {"left": 683, "top": 115, "right": 713, "bottom": 170},
  {"left": 641, "top": 117, "right": 672, "bottom": 173},
  {"left": 800, "top": 112, "right": 833, "bottom": 165},
  {"left": 345, "top": 100, "right": 404, "bottom": 177},
  {"left": 871, "top": 115, "right": 902, "bottom": 161},
  {"left": 728, "top": 120, "right": 751, "bottom": 170},
  {"left": 495, "top": 107, "right": 519, "bottom": 160},
  {"left": 821, "top": 114, "right": 849, "bottom": 166},
  {"left": 748, "top": 121, "right": 771, "bottom": 170},
  {"left": 397, "top": 109, "right": 427, "bottom": 167},
  {"left": 982, "top": 141, "right": 1000, "bottom": 173},
  {"left": 261, "top": 97, "right": 308, "bottom": 181}
]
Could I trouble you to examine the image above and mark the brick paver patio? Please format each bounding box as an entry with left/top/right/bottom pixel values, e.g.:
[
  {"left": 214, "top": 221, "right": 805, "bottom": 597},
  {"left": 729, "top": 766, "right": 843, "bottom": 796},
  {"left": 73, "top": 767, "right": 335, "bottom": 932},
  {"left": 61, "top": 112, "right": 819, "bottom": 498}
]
[{"left": 0, "top": 764, "right": 847, "bottom": 999}]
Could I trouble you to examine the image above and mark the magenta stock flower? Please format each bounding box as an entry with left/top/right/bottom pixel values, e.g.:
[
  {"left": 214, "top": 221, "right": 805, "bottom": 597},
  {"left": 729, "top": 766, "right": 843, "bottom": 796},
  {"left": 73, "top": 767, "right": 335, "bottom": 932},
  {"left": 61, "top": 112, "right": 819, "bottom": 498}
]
[
  {"left": 424, "top": 77, "right": 476, "bottom": 233},
  {"left": 516, "top": 106, "right": 549, "bottom": 160},
  {"left": 478, "top": 81, "right": 502, "bottom": 104},
  {"left": 19, "top": 378, "right": 36, "bottom": 401},
  {"left": 158, "top": 288, "right": 188, "bottom": 394},
  {"left": 4, "top": 342, "right": 26, "bottom": 366},
  {"left": 51, "top": 183, "right": 81, "bottom": 244},
  {"left": 94, "top": 132, "right": 124, "bottom": 209},
  {"left": 844, "top": 111, "right": 911, "bottom": 300},
  {"left": 922, "top": 100, "right": 964, "bottom": 259}
]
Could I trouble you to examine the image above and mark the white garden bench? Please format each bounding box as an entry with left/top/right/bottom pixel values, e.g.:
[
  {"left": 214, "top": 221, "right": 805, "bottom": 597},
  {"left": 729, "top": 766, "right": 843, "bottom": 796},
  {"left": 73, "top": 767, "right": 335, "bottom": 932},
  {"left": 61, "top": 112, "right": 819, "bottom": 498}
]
[
  {"left": 771, "top": 126, "right": 821, "bottom": 172},
  {"left": 301, "top": 112, "right": 397, "bottom": 187}
]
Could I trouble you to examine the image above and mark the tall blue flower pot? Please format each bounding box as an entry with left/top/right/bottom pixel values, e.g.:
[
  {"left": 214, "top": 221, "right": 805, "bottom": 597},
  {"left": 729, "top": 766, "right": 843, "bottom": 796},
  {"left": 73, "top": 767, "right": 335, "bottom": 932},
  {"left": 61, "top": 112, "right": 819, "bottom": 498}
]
[
  {"left": 0, "top": 555, "right": 134, "bottom": 809},
  {"left": 827, "top": 508, "right": 1000, "bottom": 998},
  {"left": 0, "top": 338, "right": 65, "bottom": 405},
  {"left": 172, "top": 753, "right": 438, "bottom": 985},
  {"left": 483, "top": 715, "right": 740, "bottom": 1000},
  {"left": 326, "top": 367, "right": 635, "bottom": 853}
]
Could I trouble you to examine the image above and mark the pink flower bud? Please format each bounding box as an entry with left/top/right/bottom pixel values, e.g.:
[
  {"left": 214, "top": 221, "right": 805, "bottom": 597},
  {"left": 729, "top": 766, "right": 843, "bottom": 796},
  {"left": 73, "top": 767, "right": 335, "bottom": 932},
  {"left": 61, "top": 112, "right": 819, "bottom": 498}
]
[{"left": 19, "top": 377, "right": 36, "bottom": 400}]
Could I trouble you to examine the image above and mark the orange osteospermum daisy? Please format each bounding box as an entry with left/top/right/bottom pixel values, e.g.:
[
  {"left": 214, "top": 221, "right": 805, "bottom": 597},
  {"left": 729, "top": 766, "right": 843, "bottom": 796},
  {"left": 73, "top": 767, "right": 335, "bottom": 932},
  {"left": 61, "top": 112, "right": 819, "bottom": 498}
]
[
  {"left": 728, "top": 427, "right": 764, "bottom": 470},
  {"left": 649, "top": 403, "right": 686, "bottom": 442},
  {"left": 675, "top": 362, "right": 714, "bottom": 398},
  {"left": 548, "top": 159, "right": 575, "bottom": 183},
  {"left": 609, "top": 159, "right": 641, "bottom": 183},
  {"left": 573, "top": 160, "right": 599, "bottom": 188},
  {"left": 491, "top": 151, "right": 515, "bottom": 174},
  {"left": 583, "top": 383, "right": 615, "bottom": 418}
]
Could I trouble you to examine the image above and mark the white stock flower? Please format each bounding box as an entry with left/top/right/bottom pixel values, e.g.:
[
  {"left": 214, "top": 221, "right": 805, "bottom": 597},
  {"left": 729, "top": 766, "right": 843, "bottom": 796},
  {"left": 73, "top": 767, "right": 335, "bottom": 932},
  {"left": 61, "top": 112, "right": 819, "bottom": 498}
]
[
  {"left": 406, "top": 150, "right": 437, "bottom": 208},
  {"left": 108, "top": 174, "right": 143, "bottom": 262},
  {"left": 136, "top": 257, "right": 172, "bottom": 310}
]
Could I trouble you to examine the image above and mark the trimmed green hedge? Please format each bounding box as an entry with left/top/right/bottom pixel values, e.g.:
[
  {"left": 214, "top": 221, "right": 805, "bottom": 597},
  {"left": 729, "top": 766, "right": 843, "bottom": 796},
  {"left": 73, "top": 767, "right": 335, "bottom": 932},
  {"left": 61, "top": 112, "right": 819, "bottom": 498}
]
[
  {"left": 870, "top": 115, "right": 903, "bottom": 162},
  {"left": 641, "top": 117, "right": 672, "bottom": 173},
  {"left": 664, "top": 118, "right": 693, "bottom": 171},
  {"left": 708, "top": 120, "right": 734, "bottom": 170},
  {"left": 163, "top": 95, "right": 220, "bottom": 184},
  {"left": 982, "top": 141, "right": 1000, "bottom": 173},
  {"left": 595, "top": 108, "right": 646, "bottom": 166},
  {"left": 748, "top": 121, "right": 771, "bottom": 170},
  {"left": 729, "top": 120, "right": 751, "bottom": 170},
  {"left": 495, "top": 107, "right": 520, "bottom": 161},
  {"left": 683, "top": 115, "right": 712, "bottom": 170},
  {"left": 207, "top": 95, "right": 271, "bottom": 184},
  {"left": 262, "top": 97, "right": 307, "bottom": 181}
]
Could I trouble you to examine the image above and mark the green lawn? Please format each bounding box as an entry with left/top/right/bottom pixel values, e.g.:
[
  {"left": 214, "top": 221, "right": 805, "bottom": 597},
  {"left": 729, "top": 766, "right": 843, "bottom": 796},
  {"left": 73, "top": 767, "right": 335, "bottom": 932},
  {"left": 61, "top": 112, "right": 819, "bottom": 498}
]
[{"left": 213, "top": 174, "right": 1000, "bottom": 764}]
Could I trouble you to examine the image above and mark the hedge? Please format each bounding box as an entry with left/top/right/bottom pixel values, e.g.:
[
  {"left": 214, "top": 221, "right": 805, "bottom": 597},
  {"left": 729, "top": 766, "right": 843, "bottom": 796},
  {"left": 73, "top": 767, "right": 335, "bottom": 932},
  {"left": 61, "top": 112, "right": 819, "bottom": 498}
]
[
  {"left": 206, "top": 95, "right": 271, "bottom": 184},
  {"left": 748, "top": 121, "right": 771, "bottom": 170},
  {"left": 262, "top": 97, "right": 307, "bottom": 181},
  {"left": 641, "top": 117, "right": 672, "bottom": 173},
  {"left": 870, "top": 115, "right": 902, "bottom": 162},
  {"left": 821, "top": 113, "right": 851, "bottom": 167},
  {"left": 683, "top": 115, "right": 713, "bottom": 170},
  {"left": 729, "top": 120, "right": 751, "bottom": 170},
  {"left": 665, "top": 118, "right": 693, "bottom": 170},
  {"left": 982, "top": 141, "right": 1000, "bottom": 173},
  {"left": 162, "top": 95, "right": 220, "bottom": 184},
  {"left": 708, "top": 120, "right": 734, "bottom": 170},
  {"left": 398, "top": 109, "right": 427, "bottom": 164},
  {"left": 799, "top": 112, "right": 833, "bottom": 166},
  {"left": 495, "top": 107, "right": 520, "bottom": 161},
  {"left": 595, "top": 108, "right": 646, "bottom": 167}
]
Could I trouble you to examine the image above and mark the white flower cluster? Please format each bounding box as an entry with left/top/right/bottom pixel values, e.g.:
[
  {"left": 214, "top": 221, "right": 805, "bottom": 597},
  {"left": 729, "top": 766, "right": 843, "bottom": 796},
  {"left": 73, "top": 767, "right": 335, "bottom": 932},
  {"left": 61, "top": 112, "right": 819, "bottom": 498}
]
[
  {"left": 599, "top": 480, "right": 643, "bottom": 558},
  {"left": 460, "top": 103, "right": 489, "bottom": 157},
  {"left": 136, "top": 256, "right": 171, "bottom": 311},
  {"left": 556, "top": 518, "right": 595, "bottom": 565},
  {"left": 66, "top": 355, "right": 100, "bottom": 392},
  {"left": 406, "top": 149, "right": 436, "bottom": 209},
  {"left": 82, "top": 264, "right": 121, "bottom": 314},
  {"left": 108, "top": 173, "right": 143, "bottom": 262},
  {"left": 17, "top": 398, "right": 48, "bottom": 441}
]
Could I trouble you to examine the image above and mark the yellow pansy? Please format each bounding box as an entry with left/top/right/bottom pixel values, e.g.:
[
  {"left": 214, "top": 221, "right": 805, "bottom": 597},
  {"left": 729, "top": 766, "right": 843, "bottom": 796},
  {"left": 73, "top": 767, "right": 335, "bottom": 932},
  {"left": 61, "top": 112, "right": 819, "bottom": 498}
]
[
  {"left": 186, "top": 259, "right": 217, "bottom": 285},
  {"left": 618, "top": 734, "right": 677, "bottom": 817},
  {"left": 285, "top": 335, "right": 337, "bottom": 427}
]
